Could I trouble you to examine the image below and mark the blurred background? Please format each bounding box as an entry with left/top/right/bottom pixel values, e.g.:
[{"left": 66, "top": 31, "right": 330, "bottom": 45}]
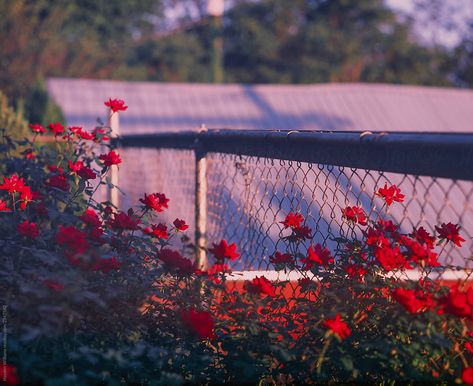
[{"left": 1, "top": 0, "right": 472, "bottom": 128}]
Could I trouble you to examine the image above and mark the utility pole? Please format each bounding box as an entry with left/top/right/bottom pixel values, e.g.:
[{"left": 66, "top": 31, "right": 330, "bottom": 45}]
[{"left": 207, "top": 0, "right": 224, "bottom": 83}]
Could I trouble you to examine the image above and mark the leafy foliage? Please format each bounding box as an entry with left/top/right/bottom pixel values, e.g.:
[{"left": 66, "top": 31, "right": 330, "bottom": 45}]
[{"left": 1, "top": 100, "right": 472, "bottom": 385}]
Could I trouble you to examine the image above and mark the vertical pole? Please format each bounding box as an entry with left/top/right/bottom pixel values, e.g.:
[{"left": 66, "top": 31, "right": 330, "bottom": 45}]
[
  {"left": 107, "top": 109, "right": 120, "bottom": 208},
  {"left": 208, "top": 0, "right": 224, "bottom": 83},
  {"left": 195, "top": 127, "right": 208, "bottom": 270}
]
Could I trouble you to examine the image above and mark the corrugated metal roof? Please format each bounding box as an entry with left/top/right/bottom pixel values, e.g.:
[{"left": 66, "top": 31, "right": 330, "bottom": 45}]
[{"left": 47, "top": 78, "right": 473, "bottom": 134}]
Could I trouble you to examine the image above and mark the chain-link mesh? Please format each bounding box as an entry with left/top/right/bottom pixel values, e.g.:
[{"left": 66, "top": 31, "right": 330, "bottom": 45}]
[{"left": 116, "top": 146, "right": 473, "bottom": 280}]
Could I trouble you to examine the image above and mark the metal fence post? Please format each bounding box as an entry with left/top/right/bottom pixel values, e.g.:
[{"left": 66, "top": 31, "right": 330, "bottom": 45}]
[
  {"left": 107, "top": 109, "right": 120, "bottom": 208},
  {"left": 195, "top": 127, "right": 208, "bottom": 270}
]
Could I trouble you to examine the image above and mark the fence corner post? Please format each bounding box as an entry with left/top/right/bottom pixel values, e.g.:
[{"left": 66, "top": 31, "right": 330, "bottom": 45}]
[
  {"left": 107, "top": 108, "right": 120, "bottom": 209},
  {"left": 195, "top": 125, "right": 208, "bottom": 270}
]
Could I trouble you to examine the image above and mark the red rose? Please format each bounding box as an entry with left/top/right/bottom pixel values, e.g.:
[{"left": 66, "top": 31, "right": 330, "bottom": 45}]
[
  {"left": 46, "top": 175, "right": 69, "bottom": 191},
  {"left": 376, "top": 183, "right": 405, "bottom": 205},
  {"left": 435, "top": 222, "right": 465, "bottom": 247},
  {"left": 105, "top": 98, "right": 128, "bottom": 113},
  {"left": 0, "top": 363, "right": 20, "bottom": 385},
  {"left": 158, "top": 248, "right": 195, "bottom": 275},
  {"left": 323, "top": 314, "right": 351, "bottom": 340},
  {"left": 99, "top": 150, "right": 122, "bottom": 167},
  {"left": 144, "top": 223, "right": 169, "bottom": 239},
  {"left": 180, "top": 308, "right": 215, "bottom": 340},
  {"left": 280, "top": 212, "right": 304, "bottom": 229},
  {"left": 79, "top": 209, "right": 102, "bottom": 228},
  {"left": 270, "top": 251, "right": 294, "bottom": 265},
  {"left": 17, "top": 220, "right": 39, "bottom": 239},
  {"left": 391, "top": 287, "right": 434, "bottom": 314},
  {"left": 107, "top": 210, "right": 140, "bottom": 230},
  {"left": 0, "top": 200, "right": 10, "bottom": 211},
  {"left": 245, "top": 276, "right": 276, "bottom": 297},
  {"left": 463, "top": 367, "right": 473, "bottom": 385},
  {"left": 56, "top": 226, "right": 89, "bottom": 256},
  {"left": 48, "top": 121, "right": 65, "bottom": 135},
  {"left": 29, "top": 123, "right": 46, "bottom": 134},
  {"left": 411, "top": 226, "right": 435, "bottom": 248},
  {"left": 374, "top": 245, "right": 408, "bottom": 272},
  {"left": 301, "top": 244, "right": 333, "bottom": 270},
  {"left": 173, "top": 218, "right": 189, "bottom": 231},
  {"left": 342, "top": 206, "right": 367, "bottom": 225},
  {"left": 139, "top": 192, "right": 169, "bottom": 212},
  {"left": 91, "top": 257, "right": 121, "bottom": 273},
  {"left": 0, "top": 174, "right": 27, "bottom": 193},
  {"left": 209, "top": 239, "right": 240, "bottom": 261}
]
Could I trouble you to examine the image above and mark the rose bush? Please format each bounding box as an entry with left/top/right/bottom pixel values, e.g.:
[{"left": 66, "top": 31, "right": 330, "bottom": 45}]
[{"left": 0, "top": 99, "right": 471, "bottom": 385}]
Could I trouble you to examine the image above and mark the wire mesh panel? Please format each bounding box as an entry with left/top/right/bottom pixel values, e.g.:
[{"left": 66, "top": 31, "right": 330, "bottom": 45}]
[
  {"left": 206, "top": 153, "right": 473, "bottom": 276},
  {"left": 116, "top": 130, "right": 473, "bottom": 282}
]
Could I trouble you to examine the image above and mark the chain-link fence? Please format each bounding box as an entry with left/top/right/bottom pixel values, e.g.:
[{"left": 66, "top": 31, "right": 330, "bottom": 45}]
[{"left": 117, "top": 130, "right": 473, "bottom": 280}]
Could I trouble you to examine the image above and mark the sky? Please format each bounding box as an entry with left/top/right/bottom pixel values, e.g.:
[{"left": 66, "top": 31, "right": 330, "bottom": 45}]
[{"left": 386, "top": 0, "right": 473, "bottom": 47}]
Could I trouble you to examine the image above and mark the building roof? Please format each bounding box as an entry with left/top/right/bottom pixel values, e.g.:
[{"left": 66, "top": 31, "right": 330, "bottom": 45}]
[{"left": 47, "top": 78, "right": 473, "bottom": 134}]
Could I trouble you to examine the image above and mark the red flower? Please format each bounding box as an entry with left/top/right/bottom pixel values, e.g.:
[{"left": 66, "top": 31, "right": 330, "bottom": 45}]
[
  {"left": 43, "top": 280, "right": 65, "bottom": 292},
  {"left": 47, "top": 165, "right": 64, "bottom": 174},
  {"left": 48, "top": 121, "right": 65, "bottom": 135},
  {"left": 77, "top": 166, "right": 97, "bottom": 180},
  {"left": 0, "top": 200, "right": 10, "bottom": 211},
  {"left": 56, "top": 226, "right": 89, "bottom": 256},
  {"left": 291, "top": 225, "right": 313, "bottom": 241},
  {"left": 46, "top": 175, "right": 69, "bottom": 191},
  {"left": 301, "top": 244, "right": 333, "bottom": 270},
  {"left": 0, "top": 363, "right": 20, "bottom": 386},
  {"left": 374, "top": 245, "right": 408, "bottom": 272},
  {"left": 139, "top": 192, "right": 169, "bottom": 212},
  {"left": 440, "top": 285, "right": 473, "bottom": 319},
  {"left": 342, "top": 206, "right": 367, "bottom": 225},
  {"left": 435, "top": 222, "right": 465, "bottom": 247},
  {"left": 281, "top": 212, "right": 304, "bottom": 229},
  {"left": 144, "top": 223, "right": 169, "bottom": 239},
  {"left": 391, "top": 288, "right": 434, "bottom": 314},
  {"left": 209, "top": 239, "right": 240, "bottom": 261},
  {"left": 158, "top": 248, "right": 195, "bottom": 275},
  {"left": 91, "top": 257, "right": 121, "bottom": 273},
  {"left": 323, "top": 314, "right": 351, "bottom": 340},
  {"left": 17, "top": 220, "right": 39, "bottom": 238},
  {"left": 399, "top": 236, "right": 440, "bottom": 267},
  {"left": 345, "top": 264, "right": 367, "bottom": 280},
  {"left": 88, "top": 226, "right": 105, "bottom": 244},
  {"left": 377, "top": 219, "right": 398, "bottom": 232},
  {"left": 0, "top": 174, "right": 27, "bottom": 193},
  {"left": 99, "top": 150, "right": 122, "bottom": 167},
  {"left": 105, "top": 98, "right": 128, "bottom": 113},
  {"left": 79, "top": 209, "right": 102, "bottom": 228},
  {"left": 376, "top": 183, "right": 405, "bottom": 205},
  {"left": 463, "top": 367, "right": 473, "bottom": 385},
  {"left": 69, "top": 126, "right": 94, "bottom": 140},
  {"left": 24, "top": 150, "right": 36, "bottom": 160},
  {"left": 173, "top": 218, "right": 189, "bottom": 231},
  {"left": 411, "top": 226, "right": 436, "bottom": 248},
  {"left": 107, "top": 210, "right": 140, "bottom": 230},
  {"left": 246, "top": 276, "right": 276, "bottom": 297},
  {"left": 180, "top": 308, "right": 215, "bottom": 340},
  {"left": 29, "top": 123, "right": 46, "bottom": 134},
  {"left": 270, "top": 251, "right": 294, "bottom": 265},
  {"left": 68, "top": 160, "right": 83, "bottom": 173},
  {"left": 465, "top": 342, "right": 473, "bottom": 354}
]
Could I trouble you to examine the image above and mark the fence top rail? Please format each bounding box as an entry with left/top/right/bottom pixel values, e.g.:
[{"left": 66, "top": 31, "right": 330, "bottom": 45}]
[{"left": 118, "top": 129, "right": 473, "bottom": 181}]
